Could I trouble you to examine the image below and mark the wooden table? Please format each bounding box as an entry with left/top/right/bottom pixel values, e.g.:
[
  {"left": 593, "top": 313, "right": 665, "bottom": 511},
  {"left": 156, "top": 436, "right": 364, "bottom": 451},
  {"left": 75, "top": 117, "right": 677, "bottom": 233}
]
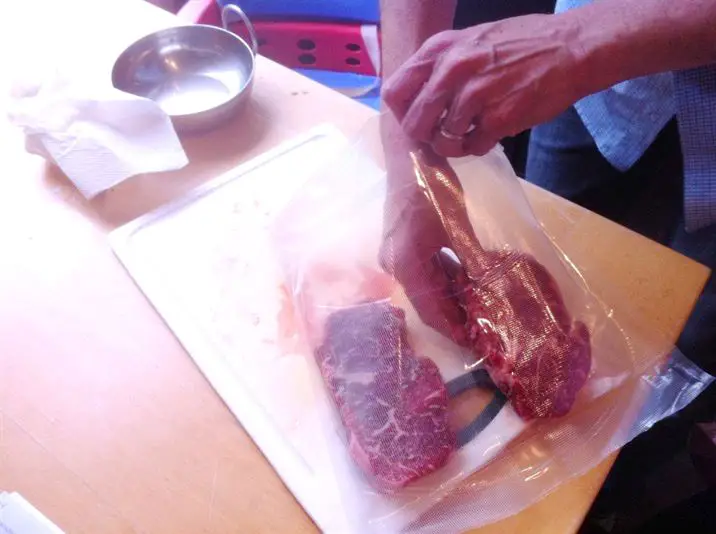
[{"left": 0, "top": 1, "right": 710, "bottom": 532}]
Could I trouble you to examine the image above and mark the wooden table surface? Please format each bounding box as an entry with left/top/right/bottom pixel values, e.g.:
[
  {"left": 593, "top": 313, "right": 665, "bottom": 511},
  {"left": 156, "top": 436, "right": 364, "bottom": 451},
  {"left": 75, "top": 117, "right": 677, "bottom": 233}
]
[{"left": 0, "top": 1, "right": 710, "bottom": 533}]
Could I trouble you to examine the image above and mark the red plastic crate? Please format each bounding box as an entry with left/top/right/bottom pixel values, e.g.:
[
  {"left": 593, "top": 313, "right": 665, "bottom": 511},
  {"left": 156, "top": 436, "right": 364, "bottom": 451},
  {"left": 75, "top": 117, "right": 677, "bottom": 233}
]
[
  {"left": 234, "top": 21, "right": 379, "bottom": 76},
  {"left": 178, "top": 0, "right": 381, "bottom": 76}
]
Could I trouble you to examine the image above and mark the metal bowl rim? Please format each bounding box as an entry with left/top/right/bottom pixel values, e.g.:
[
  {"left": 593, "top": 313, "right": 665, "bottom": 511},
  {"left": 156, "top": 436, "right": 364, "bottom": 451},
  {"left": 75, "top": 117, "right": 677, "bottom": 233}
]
[{"left": 111, "top": 24, "right": 256, "bottom": 120}]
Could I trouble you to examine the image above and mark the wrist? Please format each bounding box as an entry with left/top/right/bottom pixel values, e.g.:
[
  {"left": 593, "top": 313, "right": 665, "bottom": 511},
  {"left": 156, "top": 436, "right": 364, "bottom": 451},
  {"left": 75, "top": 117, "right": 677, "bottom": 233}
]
[
  {"left": 563, "top": 2, "right": 663, "bottom": 97},
  {"left": 380, "top": 0, "right": 458, "bottom": 77},
  {"left": 556, "top": 9, "right": 625, "bottom": 100},
  {"left": 565, "top": 0, "right": 716, "bottom": 90}
]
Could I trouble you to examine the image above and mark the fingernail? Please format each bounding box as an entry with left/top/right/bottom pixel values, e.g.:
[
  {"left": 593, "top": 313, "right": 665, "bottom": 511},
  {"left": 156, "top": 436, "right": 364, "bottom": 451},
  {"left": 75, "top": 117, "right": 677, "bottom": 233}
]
[{"left": 436, "top": 248, "right": 463, "bottom": 281}]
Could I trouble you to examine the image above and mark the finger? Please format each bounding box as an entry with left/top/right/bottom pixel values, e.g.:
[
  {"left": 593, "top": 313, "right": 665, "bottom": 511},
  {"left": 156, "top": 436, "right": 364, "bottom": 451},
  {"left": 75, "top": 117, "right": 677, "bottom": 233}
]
[
  {"left": 401, "top": 77, "right": 452, "bottom": 143},
  {"left": 382, "top": 31, "right": 457, "bottom": 120},
  {"left": 477, "top": 93, "right": 534, "bottom": 142},
  {"left": 382, "top": 58, "right": 434, "bottom": 120},
  {"left": 463, "top": 128, "right": 499, "bottom": 157},
  {"left": 435, "top": 248, "right": 469, "bottom": 291},
  {"left": 429, "top": 80, "right": 483, "bottom": 157},
  {"left": 402, "top": 47, "right": 474, "bottom": 143},
  {"left": 431, "top": 128, "right": 467, "bottom": 158},
  {"left": 441, "top": 78, "right": 484, "bottom": 139}
]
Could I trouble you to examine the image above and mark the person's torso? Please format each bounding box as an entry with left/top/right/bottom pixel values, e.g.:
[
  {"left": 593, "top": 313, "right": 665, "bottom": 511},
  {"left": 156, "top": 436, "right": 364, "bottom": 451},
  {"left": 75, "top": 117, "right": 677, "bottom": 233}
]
[{"left": 560, "top": 0, "right": 716, "bottom": 231}]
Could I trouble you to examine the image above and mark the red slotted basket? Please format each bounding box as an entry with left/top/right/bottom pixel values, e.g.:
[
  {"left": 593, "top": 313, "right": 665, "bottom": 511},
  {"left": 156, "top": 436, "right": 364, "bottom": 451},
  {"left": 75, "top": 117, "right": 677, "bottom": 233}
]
[{"left": 178, "top": 0, "right": 381, "bottom": 76}]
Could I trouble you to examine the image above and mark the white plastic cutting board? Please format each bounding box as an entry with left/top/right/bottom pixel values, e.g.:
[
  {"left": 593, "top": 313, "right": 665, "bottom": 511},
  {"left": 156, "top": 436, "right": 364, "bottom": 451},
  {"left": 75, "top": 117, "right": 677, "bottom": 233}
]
[
  {"left": 110, "top": 126, "right": 353, "bottom": 533},
  {"left": 109, "top": 126, "right": 526, "bottom": 534}
]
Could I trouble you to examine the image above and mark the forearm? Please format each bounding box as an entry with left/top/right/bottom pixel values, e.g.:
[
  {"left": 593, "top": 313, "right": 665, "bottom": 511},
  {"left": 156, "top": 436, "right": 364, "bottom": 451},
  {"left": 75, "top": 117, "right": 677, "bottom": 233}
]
[
  {"left": 380, "top": 0, "right": 457, "bottom": 77},
  {"left": 572, "top": 0, "right": 716, "bottom": 93}
]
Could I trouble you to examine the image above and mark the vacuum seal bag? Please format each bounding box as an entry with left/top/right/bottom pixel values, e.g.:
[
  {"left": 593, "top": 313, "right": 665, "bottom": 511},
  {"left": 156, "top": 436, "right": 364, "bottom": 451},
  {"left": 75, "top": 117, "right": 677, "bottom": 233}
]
[{"left": 272, "top": 116, "right": 713, "bottom": 533}]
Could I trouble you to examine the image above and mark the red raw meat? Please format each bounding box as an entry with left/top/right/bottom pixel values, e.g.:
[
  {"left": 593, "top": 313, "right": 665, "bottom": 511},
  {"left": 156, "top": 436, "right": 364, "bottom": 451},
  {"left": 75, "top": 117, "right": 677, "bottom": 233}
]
[
  {"left": 315, "top": 302, "right": 457, "bottom": 491},
  {"left": 441, "top": 249, "right": 591, "bottom": 420},
  {"left": 410, "top": 149, "right": 592, "bottom": 420}
]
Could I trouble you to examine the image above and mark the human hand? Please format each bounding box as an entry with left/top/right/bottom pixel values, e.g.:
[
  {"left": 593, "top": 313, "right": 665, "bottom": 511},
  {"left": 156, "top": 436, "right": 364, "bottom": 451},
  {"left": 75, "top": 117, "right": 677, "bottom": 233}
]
[
  {"left": 378, "top": 112, "right": 468, "bottom": 345},
  {"left": 382, "top": 13, "right": 589, "bottom": 158}
]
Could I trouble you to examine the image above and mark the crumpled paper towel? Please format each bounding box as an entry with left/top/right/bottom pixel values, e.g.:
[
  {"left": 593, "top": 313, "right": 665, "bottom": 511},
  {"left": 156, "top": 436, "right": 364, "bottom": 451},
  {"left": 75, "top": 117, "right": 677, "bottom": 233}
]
[{"left": 7, "top": 67, "right": 189, "bottom": 198}]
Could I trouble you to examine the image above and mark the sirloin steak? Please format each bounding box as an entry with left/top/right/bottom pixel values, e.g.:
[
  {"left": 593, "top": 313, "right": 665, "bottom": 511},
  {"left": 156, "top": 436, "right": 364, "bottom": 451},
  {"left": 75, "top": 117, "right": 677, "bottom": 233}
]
[{"left": 315, "top": 302, "right": 457, "bottom": 492}]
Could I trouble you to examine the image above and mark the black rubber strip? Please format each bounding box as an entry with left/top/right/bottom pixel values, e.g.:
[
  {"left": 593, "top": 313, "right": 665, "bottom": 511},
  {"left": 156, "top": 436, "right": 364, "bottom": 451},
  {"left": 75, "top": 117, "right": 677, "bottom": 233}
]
[
  {"left": 446, "top": 368, "right": 497, "bottom": 398},
  {"left": 446, "top": 368, "right": 508, "bottom": 448},
  {"left": 456, "top": 390, "right": 508, "bottom": 448}
]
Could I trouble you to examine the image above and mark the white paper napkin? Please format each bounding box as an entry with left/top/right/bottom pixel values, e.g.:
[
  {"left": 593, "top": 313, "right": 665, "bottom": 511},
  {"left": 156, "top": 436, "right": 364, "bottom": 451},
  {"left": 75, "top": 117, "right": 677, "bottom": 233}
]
[{"left": 7, "top": 67, "right": 188, "bottom": 198}]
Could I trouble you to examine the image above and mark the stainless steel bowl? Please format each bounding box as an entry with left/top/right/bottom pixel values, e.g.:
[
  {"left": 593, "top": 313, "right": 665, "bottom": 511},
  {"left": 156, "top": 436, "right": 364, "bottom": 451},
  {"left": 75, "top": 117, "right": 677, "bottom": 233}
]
[{"left": 112, "top": 5, "right": 257, "bottom": 133}]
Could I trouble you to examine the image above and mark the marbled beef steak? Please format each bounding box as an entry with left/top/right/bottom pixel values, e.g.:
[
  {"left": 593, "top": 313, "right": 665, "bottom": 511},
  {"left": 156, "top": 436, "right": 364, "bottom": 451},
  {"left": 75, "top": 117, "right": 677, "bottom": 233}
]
[{"left": 315, "top": 302, "right": 457, "bottom": 491}]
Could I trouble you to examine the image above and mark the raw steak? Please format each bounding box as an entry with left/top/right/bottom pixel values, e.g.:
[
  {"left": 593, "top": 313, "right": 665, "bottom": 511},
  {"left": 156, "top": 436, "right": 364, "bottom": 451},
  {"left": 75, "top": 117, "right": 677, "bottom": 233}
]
[
  {"left": 386, "top": 148, "right": 592, "bottom": 420},
  {"left": 440, "top": 249, "right": 591, "bottom": 420},
  {"left": 315, "top": 302, "right": 457, "bottom": 492}
]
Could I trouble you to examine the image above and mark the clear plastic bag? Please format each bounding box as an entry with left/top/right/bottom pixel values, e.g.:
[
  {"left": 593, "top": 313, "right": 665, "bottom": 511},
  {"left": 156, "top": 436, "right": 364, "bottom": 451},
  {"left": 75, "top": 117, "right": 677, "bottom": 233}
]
[{"left": 272, "top": 116, "right": 714, "bottom": 533}]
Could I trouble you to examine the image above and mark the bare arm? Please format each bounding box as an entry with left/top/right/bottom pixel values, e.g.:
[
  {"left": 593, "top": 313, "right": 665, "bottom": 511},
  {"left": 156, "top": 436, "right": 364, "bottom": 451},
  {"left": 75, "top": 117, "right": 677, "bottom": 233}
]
[
  {"left": 379, "top": 0, "right": 458, "bottom": 145},
  {"left": 378, "top": 1, "right": 470, "bottom": 343},
  {"left": 380, "top": 0, "right": 458, "bottom": 78},
  {"left": 579, "top": 0, "right": 716, "bottom": 91}
]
